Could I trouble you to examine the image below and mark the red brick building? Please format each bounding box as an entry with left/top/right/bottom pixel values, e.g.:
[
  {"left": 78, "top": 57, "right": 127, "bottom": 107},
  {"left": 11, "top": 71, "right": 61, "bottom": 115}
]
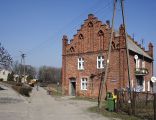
[{"left": 62, "top": 14, "right": 154, "bottom": 98}]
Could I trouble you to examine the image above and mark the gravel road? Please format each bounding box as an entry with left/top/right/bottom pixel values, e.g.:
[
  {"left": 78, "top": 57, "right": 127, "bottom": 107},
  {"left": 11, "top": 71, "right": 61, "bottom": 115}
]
[{"left": 0, "top": 84, "right": 110, "bottom": 120}]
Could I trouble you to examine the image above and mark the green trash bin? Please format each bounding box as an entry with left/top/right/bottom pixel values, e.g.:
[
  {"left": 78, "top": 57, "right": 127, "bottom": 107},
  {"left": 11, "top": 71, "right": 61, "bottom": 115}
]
[{"left": 107, "top": 98, "right": 115, "bottom": 112}]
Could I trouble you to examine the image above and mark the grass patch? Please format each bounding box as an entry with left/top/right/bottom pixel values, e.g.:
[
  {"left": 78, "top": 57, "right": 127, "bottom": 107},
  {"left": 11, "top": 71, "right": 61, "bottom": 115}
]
[
  {"left": 71, "top": 96, "right": 141, "bottom": 120},
  {"left": 88, "top": 105, "right": 141, "bottom": 120},
  {"left": 70, "top": 96, "right": 97, "bottom": 102}
]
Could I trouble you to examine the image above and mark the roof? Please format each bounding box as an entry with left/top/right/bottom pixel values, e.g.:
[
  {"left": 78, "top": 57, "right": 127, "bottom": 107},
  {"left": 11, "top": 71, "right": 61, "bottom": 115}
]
[
  {"left": 127, "top": 37, "right": 152, "bottom": 60},
  {"left": 115, "top": 31, "right": 152, "bottom": 60}
]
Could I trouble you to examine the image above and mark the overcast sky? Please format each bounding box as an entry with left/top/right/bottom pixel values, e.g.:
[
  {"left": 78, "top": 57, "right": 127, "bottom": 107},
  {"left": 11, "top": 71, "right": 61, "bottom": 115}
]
[{"left": 0, "top": 0, "right": 155, "bottom": 75}]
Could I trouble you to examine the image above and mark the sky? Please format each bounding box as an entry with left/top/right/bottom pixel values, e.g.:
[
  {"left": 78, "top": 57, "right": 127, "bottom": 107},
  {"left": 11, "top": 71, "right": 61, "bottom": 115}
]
[{"left": 0, "top": 0, "right": 156, "bottom": 75}]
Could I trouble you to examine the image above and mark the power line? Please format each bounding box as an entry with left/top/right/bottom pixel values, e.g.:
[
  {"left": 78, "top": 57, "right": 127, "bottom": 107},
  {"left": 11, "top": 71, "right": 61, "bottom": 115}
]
[
  {"left": 25, "top": 0, "right": 112, "bottom": 56},
  {"left": 19, "top": 51, "right": 26, "bottom": 83}
]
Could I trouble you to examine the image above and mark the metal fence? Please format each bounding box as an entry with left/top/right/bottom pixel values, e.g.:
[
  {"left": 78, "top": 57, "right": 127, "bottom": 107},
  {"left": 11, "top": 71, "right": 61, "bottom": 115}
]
[{"left": 116, "top": 91, "right": 155, "bottom": 120}]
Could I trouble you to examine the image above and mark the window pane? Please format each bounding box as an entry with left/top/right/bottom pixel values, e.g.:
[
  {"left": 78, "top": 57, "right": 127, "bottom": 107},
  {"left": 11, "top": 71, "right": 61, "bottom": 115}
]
[
  {"left": 98, "top": 61, "right": 100, "bottom": 68},
  {"left": 102, "top": 61, "right": 104, "bottom": 68},
  {"left": 81, "top": 78, "right": 87, "bottom": 90}
]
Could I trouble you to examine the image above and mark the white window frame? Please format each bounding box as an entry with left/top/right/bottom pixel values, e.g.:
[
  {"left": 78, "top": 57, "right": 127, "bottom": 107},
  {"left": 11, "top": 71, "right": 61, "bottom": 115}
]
[
  {"left": 143, "top": 80, "right": 145, "bottom": 92},
  {"left": 78, "top": 57, "right": 84, "bottom": 70},
  {"left": 81, "top": 78, "right": 88, "bottom": 90},
  {"left": 136, "top": 59, "right": 140, "bottom": 69},
  {"left": 147, "top": 81, "right": 150, "bottom": 92},
  {"left": 97, "top": 56, "right": 104, "bottom": 69}
]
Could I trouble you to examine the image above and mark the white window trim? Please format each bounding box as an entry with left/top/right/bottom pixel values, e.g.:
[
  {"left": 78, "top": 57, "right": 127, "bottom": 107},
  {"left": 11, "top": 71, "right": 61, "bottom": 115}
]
[
  {"left": 78, "top": 57, "right": 84, "bottom": 70},
  {"left": 136, "top": 59, "right": 140, "bottom": 69},
  {"left": 147, "top": 81, "right": 150, "bottom": 92},
  {"left": 143, "top": 80, "right": 145, "bottom": 92},
  {"left": 81, "top": 78, "right": 88, "bottom": 90},
  {"left": 97, "top": 56, "right": 104, "bottom": 69}
]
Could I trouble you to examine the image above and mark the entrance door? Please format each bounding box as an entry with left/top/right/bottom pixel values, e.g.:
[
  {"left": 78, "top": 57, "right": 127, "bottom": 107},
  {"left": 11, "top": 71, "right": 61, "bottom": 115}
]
[
  {"left": 70, "top": 79, "right": 76, "bottom": 96},
  {"left": 136, "top": 76, "right": 144, "bottom": 92}
]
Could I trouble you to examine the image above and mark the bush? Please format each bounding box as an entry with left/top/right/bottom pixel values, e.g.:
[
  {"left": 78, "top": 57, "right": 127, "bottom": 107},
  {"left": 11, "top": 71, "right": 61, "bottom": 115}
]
[
  {"left": 20, "top": 86, "right": 32, "bottom": 97},
  {"left": 12, "top": 85, "right": 32, "bottom": 97},
  {"left": 16, "top": 83, "right": 23, "bottom": 86}
]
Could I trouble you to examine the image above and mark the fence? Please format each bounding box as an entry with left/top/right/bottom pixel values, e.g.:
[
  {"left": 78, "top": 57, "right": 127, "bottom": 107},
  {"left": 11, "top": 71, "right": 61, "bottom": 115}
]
[{"left": 116, "top": 90, "right": 155, "bottom": 120}]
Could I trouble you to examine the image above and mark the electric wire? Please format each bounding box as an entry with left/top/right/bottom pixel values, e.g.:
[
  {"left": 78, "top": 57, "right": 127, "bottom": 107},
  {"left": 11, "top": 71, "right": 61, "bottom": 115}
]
[{"left": 24, "top": 0, "right": 113, "bottom": 56}]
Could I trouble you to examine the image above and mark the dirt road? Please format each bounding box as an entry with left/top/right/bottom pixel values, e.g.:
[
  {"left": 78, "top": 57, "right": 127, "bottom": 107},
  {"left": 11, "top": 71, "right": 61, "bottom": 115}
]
[{"left": 0, "top": 84, "right": 110, "bottom": 120}]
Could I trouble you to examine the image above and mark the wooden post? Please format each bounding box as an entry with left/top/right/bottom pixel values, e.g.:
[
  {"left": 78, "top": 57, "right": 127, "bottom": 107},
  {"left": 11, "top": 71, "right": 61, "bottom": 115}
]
[
  {"left": 132, "top": 91, "right": 136, "bottom": 115},
  {"left": 116, "top": 90, "right": 119, "bottom": 112},
  {"left": 98, "top": 0, "right": 117, "bottom": 109},
  {"left": 154, "top": 93, "right": 156, "bottom": 120}
]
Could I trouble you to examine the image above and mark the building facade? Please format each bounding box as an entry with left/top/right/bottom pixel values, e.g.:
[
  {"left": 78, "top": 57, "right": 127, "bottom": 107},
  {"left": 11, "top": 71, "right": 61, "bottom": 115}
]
[
  {"left": 0, "top": 69, "right": 11, "bottom": 81},
  {"left": 62, "top": 14, "right": 154, "bottom": 98}
]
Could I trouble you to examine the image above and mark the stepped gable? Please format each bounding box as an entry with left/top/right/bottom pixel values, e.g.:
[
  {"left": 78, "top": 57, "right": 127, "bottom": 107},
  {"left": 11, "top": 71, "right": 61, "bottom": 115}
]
[
  {"left": 63, "top": 14, "right": 153, "bottom": 60},
  {"left": 64, "top": 14, "right": 110, "bottom": 54}
]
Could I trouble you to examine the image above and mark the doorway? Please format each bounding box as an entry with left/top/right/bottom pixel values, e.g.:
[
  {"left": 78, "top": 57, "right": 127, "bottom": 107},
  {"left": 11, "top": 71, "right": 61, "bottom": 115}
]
[
  {"left": 70, "top": 79, "right": 76, "bottom": 96},
  {"left": 136, "top": 76, "right": 144, "bottom": 92}
]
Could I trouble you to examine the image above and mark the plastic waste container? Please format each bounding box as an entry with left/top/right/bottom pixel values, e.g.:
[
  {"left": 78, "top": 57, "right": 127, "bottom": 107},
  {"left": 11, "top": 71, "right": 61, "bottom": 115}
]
[
  {"left": 106, "top": 92, "right": 115, "bottom": 112},
  {"left": 107, "top": 98, "right": 115, "bottom": 111}
]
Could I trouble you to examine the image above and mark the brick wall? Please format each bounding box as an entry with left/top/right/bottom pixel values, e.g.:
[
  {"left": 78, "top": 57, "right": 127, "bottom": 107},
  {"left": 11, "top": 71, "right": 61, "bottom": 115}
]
[{"left": 62, "top": 14, "right": 154, "bottom": 98}]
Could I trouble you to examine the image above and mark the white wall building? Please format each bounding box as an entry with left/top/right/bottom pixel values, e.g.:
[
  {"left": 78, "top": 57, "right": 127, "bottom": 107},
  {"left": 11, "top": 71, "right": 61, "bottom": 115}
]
[{"left": 0, "top": 69, "right": 11, "bottom": 81}]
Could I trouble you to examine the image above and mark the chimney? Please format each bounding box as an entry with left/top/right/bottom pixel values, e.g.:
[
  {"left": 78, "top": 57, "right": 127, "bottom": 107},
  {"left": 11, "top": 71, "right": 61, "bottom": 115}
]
[
  {"left": 148, "top": 42, "right": 153, "bottom": 58},
  {"left": 119, "top": 24, "right": 126, "bottom": 48},
  {"left": 62, "top": 35, "right": 68, "bottom": 45},
  {"left": 119, "top": 24, "right": 125, "bottom": 36},
  {"left": 88, "top": 14, "right": 94, "bottom": 19},
  {"left": 106, "top": 20, "right": 110, "bottom": 27},
  {"left": 62, "top": 35, "right": 68, "bottom": 55}
]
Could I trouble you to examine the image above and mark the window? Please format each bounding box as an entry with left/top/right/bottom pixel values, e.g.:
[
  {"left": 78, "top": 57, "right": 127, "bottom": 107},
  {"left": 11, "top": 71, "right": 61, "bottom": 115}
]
[
  {"left": 78, "top": 57, "right": 84, "bottom": 70},
  {"left": 136, "top": 59, "right": 140, "bottom": 68},
  {"left": 88, "top": 22, "right": 93, "bottom": 27},
  {"left": 81, "top": 78, "right": 88, "bottom": 90},
  {"left": 97, "top": 56, "right": 104, "bottom": 69},
  {"left": 79, "top": 34, "right": 84, "bottom": 39},
  {"left": 98, "top": 30, "right": 104, "bottom": 36}
]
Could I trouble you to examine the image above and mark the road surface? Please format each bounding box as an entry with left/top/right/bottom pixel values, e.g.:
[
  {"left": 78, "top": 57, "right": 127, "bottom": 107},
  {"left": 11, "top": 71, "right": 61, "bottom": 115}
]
[{"left": 0, "top": 84, "right": 110, "bottom": 120}]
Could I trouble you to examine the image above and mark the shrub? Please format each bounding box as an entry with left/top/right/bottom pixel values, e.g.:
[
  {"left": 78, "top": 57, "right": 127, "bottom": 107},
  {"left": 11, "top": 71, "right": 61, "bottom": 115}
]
[
  {"left": 12, "top": 85, "right": 32, "bottom": 97},
  {"left": 20, "top": 86, "right": 32, "bottom": 97}
]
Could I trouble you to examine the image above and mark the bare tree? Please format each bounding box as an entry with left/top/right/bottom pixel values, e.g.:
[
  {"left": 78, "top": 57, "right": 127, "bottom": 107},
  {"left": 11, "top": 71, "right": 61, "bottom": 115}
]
[
  {"left": 12, "top": 60, "right": 36, "bottom": 78},
  {"left": 0, "top": 43, "right": 13, "bottom": 69},
  {"left": 38, "top": 66, "right": 61, "bottom": 83}
]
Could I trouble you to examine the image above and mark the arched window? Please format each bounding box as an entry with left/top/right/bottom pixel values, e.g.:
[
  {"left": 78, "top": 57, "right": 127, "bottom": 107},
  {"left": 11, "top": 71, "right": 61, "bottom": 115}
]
[
  {"left": 98, "top": 30, "right": 104, "bottom": 36},
  {"left": 79, "top": 34, "right": 84, "bottom": 39},
  {"left": 70, "top": 47, "right": 75, "bottom": 52},
  {"left": 88, "top": 22, "right": 93, "bottom": 28},
  {"left": 111, "top": 41, "right": 116, "bottom": 49}
]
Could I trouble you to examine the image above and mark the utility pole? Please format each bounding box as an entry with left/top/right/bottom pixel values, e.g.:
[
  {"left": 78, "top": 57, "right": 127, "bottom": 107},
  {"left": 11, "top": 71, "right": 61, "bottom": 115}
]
[
  {"left": 98, "top": 0, "right": 132, "bottom": 110},
  {"left": 120, "top": 0, "right": 132, "bottom": 114},
  {"left": 120, "top": 0, "right": 131, "bottom": 95},
  {"left": 98, "top": 0, "right": 117, "bottom": 109},
  {"left": 20, "top": 51, "right": 26, "bottom": 83}
]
